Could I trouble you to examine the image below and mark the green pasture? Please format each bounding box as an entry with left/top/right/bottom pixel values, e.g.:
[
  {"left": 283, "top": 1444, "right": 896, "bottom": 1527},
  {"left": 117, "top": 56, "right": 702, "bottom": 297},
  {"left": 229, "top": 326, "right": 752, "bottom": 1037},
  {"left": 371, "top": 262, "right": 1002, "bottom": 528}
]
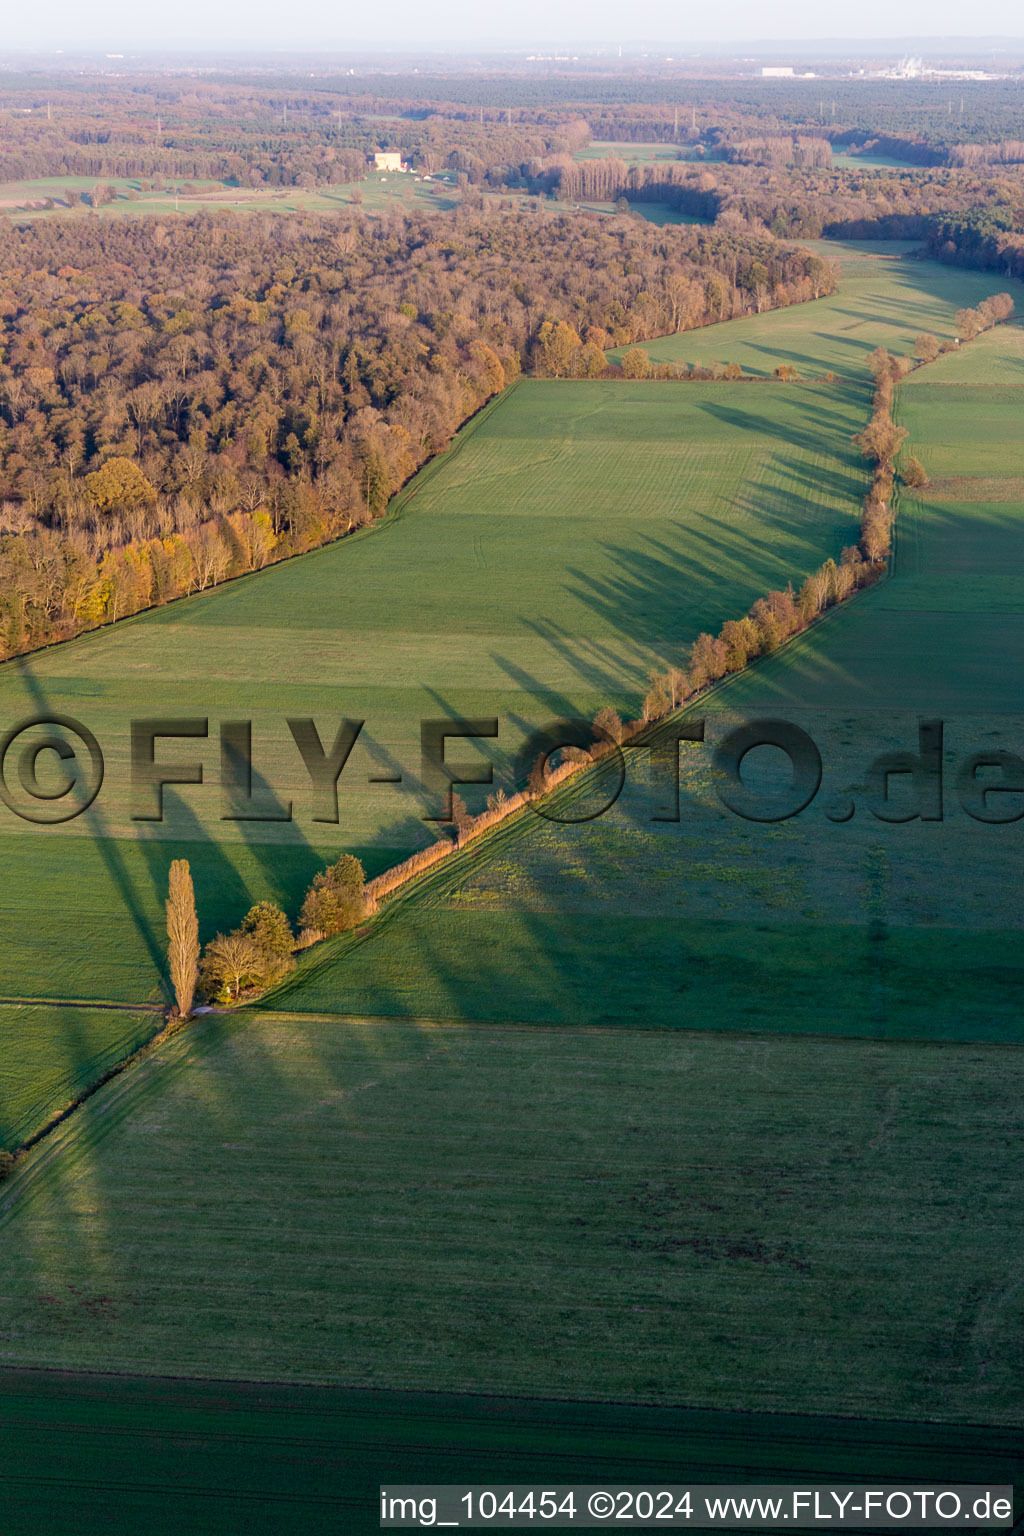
[
  {"left": 2, "top": 254, "right": 1014, "bottom": 1149},
  {"left": 0, "top": 379, "right": 864, "bottom": 1018},
  {"left": 0, "top": 185, "right": 1022, "bottom": 1467},
  {"left": 1, "top": 172, "right": 458, "bottom": 221},
  {"left": 0, "top": 1003, "right": 158, "bottom": 1149},
  {"left": 714, "top": 318, "right": 1024, "bottom": 715},
  {"left": 901, "top": 317, "right": 1024, "bottom": 387},
  {"left": 624, "top": 199, "right": 707, "bottom": 225},
  {"left": 266, "top": 698, "right": 1024, "bottom": 1039},
  {"left": 0, "top": 174, "right": 196, "bottom": 200},
  {"left": 901, "top": 386, "right": 1024, "bottom": 479},
  {"left": 1, "top": 1370, "right": 1016, "bottom": 1536},
  {"left": 541, "top": 195, "right": 707, "bottom": 224},
  {"left": 609, "top": 242, "right": 1007, "bottom": 378},
  {"left": 337, "top": 170, "right": 458, "bottom": 212},
  {"left": 574, "top": 140, "right": 702, "bottom": 162},
  {"left": 831, "top": 150, "right": 922, "bottom": 170},
  {"left": 0, "top": 1017, "right": 1022, "bottom": 1429},
  {"left": 0, "top": 835, "right": 349, "bottom": 1007},
  {"left": 1, "top": 168, "right": 714, "bottom": 227}
]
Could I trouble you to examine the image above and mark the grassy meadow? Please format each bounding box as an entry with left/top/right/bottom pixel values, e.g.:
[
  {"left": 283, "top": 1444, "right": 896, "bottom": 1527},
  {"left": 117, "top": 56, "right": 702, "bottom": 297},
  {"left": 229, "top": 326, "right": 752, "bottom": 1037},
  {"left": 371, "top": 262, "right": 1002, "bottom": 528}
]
[
  {"left": 0, "top": 171, "right": 460, "bottom": 221},
  {"left": 0, "top": 373, "right": 865, "bottom": 1150},
  {"left": 713, "top": 318, "right": 1024, "bottom": 712},
  {"left": 0, "top": 1003, "right": 159, "bottom": 1149},
  {"left": 542, "top": 196, "right": 707, "bottom": 223},
  {"left": 2, "top": 250, "right": 1016, "bottom": 1158},
  {"left": 1, "top": 1016, "right": 1022, "bottom": 1430},
  {"left": 265, "top": 707, "right": 1024, "bottom": 1040},
  {"left": 831, "top": 150, "right": 923, "bottom": 170},
  {"left": 574, "top": 141, "right": 704, "bottom": 162},
  {"left": 1, "top": 170, "right": 709, "bottom": 227},
  {"left": 0, "top": 380, "right": 864, "bottom": 1010},
  {"left": 609, "top": 242, "right": 1007, "bottom": 378}
]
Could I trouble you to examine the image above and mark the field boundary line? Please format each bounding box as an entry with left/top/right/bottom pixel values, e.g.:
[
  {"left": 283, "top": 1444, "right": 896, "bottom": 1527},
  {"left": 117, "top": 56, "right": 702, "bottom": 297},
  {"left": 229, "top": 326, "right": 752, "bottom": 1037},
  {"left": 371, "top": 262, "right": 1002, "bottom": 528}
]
[
  {"left": 0, "top": 995, "right": 162, "bottom": 1012},
  {"left": 6, "top": 1356, "right": 1020, "bottom": 1438},
  {"left": 386, "top": 375, "right": 523, "bottom": 516},
  {"left": 241, "top": 1006, "right": 1024, "bottom": 1049},
  {"left": 2, "top": 1011, "right": 185, "bottom": 1169}
]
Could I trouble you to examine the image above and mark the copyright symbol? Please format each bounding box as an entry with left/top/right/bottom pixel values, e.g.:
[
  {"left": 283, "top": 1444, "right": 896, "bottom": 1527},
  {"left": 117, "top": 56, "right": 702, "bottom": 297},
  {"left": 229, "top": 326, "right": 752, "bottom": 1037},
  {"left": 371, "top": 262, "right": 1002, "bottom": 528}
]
[
  {"left": 0, "top": 715, "right": 104, "bottom": 824},
  {"left": 588, "top": 1492, "right": 615, "bottom": 1519}
]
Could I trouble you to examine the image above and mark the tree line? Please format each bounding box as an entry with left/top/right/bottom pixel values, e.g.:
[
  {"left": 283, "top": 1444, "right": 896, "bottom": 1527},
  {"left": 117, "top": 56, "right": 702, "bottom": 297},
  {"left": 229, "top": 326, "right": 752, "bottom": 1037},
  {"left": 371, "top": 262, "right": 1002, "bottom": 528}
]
[
  {"left": 925, "top": 209, "right": 1024, "bottom": 281},
  {"left": 724, "top": 136, "right": 832, "bottom": 169}
]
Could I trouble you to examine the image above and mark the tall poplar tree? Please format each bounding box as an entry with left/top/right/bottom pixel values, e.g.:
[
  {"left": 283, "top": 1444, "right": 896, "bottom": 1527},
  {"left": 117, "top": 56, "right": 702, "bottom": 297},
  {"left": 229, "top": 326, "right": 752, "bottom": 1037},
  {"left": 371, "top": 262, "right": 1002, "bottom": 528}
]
[{"left": 166, "top": 859, "right": 200, "bottom": 1018}]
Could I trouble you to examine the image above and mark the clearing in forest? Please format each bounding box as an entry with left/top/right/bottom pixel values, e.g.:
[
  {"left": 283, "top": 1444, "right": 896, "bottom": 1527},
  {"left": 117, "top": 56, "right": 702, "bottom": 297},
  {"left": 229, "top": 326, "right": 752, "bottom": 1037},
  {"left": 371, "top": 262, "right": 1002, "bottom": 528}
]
[{"left": 609, "top": 241, "right": 1009, "bottom": 378}]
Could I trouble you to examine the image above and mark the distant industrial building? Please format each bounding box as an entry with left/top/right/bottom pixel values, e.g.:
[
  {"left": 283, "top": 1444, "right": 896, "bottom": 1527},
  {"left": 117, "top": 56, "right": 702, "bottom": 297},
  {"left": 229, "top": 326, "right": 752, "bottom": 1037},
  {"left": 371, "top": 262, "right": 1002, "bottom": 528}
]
[
  {"left": 373, "top": 151, "right": 404, "bottom": 172},
  {"left": 891, "top": 56, "right": 925, "bottom": 79},
  {"left": 761, "top": 66, "right": 795, "bottom": 77},
  {"left": 876, "top": 56, "right": 1001, "bottom": 81}
]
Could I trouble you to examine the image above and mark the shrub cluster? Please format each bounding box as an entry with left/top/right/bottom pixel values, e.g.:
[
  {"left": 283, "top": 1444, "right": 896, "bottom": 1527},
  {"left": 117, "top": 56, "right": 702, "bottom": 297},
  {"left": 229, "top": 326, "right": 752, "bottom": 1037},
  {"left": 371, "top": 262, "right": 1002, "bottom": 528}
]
[
  {"left": 198, "top": 856, "right": 369, "bottom": 1005},
  {"left": 297, "top": 854, "right": 367, "bottom": 942},
  {"left": 200, "top": 900, "right": 296, "bottom": 1005}
]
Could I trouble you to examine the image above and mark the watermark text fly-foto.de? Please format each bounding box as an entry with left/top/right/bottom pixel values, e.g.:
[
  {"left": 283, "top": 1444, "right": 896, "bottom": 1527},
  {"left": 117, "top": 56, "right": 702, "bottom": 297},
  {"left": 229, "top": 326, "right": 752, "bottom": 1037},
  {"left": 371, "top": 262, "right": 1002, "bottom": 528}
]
[
  {"left": 2, "top": 712, "right": 1024, "bottom": 829},
  {"left": 378, "top": 1484, "right": 1015, "bottom": 1529}
]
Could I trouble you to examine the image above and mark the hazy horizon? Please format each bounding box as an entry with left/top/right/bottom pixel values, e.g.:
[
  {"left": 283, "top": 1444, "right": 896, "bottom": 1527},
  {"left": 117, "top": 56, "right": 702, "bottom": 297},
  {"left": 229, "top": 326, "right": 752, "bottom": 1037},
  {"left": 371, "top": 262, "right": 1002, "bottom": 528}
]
[{"left": 6, "top": 0, "right": 1024, "bottom": 54}]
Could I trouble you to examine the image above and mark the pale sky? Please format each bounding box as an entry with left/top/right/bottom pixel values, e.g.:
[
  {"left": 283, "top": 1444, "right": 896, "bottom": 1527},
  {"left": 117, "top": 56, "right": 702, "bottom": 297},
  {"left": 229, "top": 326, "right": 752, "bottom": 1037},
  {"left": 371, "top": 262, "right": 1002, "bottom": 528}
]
[{"left": 5, "top": 0, "right": 1024, "bottom": 52}]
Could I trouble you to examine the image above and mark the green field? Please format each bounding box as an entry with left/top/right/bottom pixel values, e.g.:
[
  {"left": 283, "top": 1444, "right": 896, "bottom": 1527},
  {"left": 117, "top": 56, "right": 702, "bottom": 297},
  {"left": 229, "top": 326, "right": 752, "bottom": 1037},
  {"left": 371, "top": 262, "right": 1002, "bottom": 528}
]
[
  {"left": 0, "top": 380, "right": 864, "bottom": 1015},
  {"left": 0, "top": 1003, "right": 158, "bottom": 1149},
  {"left": 609, "top": 242, "right": 1006, "bottom": 378},
  {"left": 0, "top": 373, "right": 865, "bottom": 1149},
  {"left": 2, "top": 170, "right": 709, "bottom": 228},
  {"left": 1, "top": 171, "right": 459, "bottom": 221},
  {"left": 574, "top": 141, "right": 703, "bottom": 162},
  {"left": 831, "top": 151, "right": 922, "bottom": 171},
  {"left": 264, "top": 308, "right": 1024, "bottom": 1038},
  {"left": 899, "top": 315, "right": 1024, "bottom": 386},
  {"left": 543, "top": 195, "right": 707, "bottom": 223},
  {"left": 2, "top": 1016, "right": 1022, "bottom": 1430},
  {"left": 1, "top": 253, "right": 1012, "bottom": 1154},
  {"left": 263, "top": 700, "right": 1024, "bottom": 1038},
  {"left": 623, "top": 199, "right": 707, "bottom": 225},
  {"left": 3, "top": 1369, "right": 1017, "bottom": 1536},
  {"left": 711, "top": 319, "right": 1024, "bottom": 712}
]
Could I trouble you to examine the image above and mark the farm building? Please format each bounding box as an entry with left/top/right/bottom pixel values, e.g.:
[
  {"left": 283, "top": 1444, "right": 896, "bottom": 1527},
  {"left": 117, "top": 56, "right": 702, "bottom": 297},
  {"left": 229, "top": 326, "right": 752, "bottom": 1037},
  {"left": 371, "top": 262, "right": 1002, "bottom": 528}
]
[{"left": 373, "top": 151, "right": 404, "bottom": 172}]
